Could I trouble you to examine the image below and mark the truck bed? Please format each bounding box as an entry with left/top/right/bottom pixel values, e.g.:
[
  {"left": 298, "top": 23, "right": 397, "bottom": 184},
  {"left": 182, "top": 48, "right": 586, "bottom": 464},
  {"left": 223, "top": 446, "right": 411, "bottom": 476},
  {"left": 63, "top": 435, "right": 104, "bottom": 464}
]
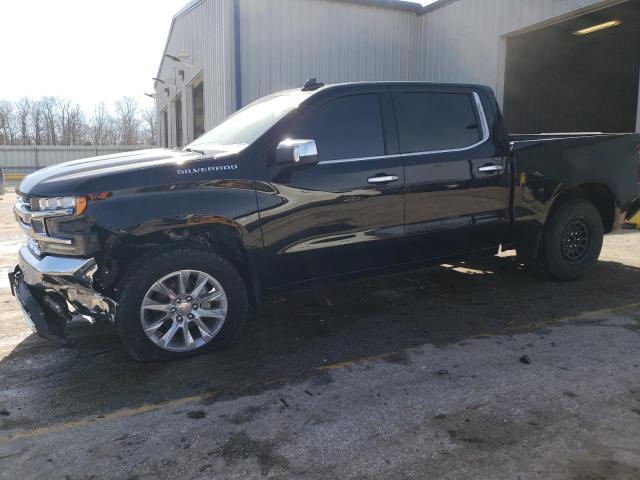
[
  {"left": 510, "top": 132, "right": 629, "bottom": 142},
  {"left": 504, "top": 132, "right": 640, "bottom": 252}
]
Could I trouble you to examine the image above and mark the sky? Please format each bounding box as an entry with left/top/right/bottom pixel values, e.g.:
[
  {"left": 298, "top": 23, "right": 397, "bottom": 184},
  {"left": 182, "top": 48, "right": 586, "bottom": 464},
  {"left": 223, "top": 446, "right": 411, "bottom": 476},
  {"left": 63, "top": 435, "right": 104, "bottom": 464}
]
[{"left": 0, "top": 0, "right": 437, "bottom": 116}]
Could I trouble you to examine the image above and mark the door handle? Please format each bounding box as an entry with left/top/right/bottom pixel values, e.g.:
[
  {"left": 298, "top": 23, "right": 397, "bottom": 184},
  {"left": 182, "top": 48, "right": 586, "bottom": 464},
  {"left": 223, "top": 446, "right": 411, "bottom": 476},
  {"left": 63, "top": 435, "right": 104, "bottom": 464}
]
[
  {"left": 368, "top": 175, "right": 399, "bottom": 185},
  {"left": 478, "top": 164, "right": 504, "bottom": 173}
]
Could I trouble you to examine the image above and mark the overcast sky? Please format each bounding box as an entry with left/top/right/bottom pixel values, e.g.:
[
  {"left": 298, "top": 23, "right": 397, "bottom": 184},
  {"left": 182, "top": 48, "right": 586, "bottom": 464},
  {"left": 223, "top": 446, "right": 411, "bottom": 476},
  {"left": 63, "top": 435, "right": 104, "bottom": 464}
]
[{"left": 1, "top": 0, "right": 436, "bottom": 115}]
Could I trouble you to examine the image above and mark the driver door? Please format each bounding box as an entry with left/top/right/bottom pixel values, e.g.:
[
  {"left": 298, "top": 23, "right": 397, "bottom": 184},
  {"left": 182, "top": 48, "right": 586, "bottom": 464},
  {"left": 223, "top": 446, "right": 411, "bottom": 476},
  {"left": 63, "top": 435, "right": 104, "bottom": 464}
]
[{"left": 254, "top": 87, "right": 406, "bottom": 288}]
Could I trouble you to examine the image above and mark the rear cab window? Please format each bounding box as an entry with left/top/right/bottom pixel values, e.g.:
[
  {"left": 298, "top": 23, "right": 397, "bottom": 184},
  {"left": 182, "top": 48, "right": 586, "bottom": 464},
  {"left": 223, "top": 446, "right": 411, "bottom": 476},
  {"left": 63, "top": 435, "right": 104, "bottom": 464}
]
[{"left": 393, "top": 90, "right": 483, "bottom": 154}]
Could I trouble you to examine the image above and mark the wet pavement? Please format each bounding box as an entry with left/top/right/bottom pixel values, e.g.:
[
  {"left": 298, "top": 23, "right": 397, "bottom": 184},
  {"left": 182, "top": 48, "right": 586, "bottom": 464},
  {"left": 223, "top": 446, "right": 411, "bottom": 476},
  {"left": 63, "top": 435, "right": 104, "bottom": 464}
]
[{"left": 0, "top": 191, "right": 639, "bottom": 479}]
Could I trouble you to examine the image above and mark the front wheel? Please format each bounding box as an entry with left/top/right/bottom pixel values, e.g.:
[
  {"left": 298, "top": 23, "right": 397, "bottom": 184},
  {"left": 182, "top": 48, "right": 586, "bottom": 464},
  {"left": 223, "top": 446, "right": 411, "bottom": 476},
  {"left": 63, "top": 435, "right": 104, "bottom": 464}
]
[
  {"left": 116, "top": 248, "right": 248, "bottom": 361},
  {"left": 542, "top": 198, "right": 604, "bottom": 281}
]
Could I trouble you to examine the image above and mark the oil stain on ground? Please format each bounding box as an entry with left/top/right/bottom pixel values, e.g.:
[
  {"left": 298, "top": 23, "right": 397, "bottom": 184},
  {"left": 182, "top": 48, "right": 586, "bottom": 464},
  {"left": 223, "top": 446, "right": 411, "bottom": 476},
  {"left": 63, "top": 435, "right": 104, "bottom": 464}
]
[
  {"left": 211, "top": 431, "right": 289, "bottom": 476},
  {"left": 221, "top": 405, "right": 270, "bottom": 425}
]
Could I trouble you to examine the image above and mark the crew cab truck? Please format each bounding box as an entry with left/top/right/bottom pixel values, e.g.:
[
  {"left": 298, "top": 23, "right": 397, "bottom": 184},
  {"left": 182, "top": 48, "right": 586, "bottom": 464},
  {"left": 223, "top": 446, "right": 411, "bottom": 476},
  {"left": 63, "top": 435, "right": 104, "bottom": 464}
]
[{"left": 9, "top": 80, "right": 640, "bottom": 361}]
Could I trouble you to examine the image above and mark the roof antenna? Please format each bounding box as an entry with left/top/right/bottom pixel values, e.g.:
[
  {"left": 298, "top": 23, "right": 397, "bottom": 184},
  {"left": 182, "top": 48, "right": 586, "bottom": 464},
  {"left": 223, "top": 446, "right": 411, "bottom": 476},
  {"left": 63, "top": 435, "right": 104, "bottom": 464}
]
[{"left": 302, "top": 77, "right": 324, "bottom": 91}]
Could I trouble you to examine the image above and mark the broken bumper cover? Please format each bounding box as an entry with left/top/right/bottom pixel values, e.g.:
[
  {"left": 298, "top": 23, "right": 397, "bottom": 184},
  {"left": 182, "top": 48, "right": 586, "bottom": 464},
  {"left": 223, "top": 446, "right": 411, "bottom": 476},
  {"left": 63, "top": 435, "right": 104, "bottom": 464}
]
[{"left": 9, "top": 245, "right": 117, "bottom": 344}]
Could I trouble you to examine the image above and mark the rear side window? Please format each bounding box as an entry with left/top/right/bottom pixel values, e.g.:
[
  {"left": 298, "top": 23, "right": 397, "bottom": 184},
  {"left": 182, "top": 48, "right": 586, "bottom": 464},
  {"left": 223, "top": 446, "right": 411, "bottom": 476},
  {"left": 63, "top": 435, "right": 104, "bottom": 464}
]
[
  {"left": 289, "top": 94, "right": 385, "bottom": 162},
  {"left": 394, "top": 92, "right": 482, "bottom": 153}
]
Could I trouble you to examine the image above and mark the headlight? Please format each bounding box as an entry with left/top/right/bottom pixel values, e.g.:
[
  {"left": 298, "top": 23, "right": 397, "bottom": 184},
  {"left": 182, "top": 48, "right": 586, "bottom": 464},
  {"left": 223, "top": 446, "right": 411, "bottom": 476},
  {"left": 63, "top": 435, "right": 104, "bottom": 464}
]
[{"left": 36, "top": 196, "right": 87, "bottom": 215}]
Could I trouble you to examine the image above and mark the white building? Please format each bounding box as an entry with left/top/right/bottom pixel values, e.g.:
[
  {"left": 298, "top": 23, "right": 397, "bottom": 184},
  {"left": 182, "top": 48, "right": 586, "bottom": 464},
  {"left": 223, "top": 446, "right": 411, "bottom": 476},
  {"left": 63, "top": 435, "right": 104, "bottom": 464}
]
[{"left": 155, "top": 0, "right": 640, "bottom": 148}]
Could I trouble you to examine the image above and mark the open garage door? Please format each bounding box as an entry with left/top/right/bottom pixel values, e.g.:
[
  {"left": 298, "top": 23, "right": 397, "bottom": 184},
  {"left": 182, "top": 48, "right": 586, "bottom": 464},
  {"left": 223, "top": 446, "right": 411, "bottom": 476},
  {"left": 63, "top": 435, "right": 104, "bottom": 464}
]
[{"left": 503, "top": 0, "right": 640, "bottom": 134}]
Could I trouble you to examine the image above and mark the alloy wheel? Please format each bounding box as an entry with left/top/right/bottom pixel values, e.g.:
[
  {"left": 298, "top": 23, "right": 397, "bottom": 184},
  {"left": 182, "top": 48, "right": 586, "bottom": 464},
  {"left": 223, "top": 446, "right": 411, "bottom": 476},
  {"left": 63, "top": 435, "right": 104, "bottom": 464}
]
[{"left": 140, "top": 270, "right": 228, "bottom": 352}]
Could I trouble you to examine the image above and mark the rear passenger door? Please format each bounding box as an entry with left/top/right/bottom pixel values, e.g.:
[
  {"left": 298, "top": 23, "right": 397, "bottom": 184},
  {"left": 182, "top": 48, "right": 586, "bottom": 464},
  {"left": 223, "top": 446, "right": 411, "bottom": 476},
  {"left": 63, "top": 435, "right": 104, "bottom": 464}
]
[
  {"left": 256, "top": 87, "right": 406, "bottom": 287},
  {"left": 391, "top": 86, "right": 510, "bottom": 261}
]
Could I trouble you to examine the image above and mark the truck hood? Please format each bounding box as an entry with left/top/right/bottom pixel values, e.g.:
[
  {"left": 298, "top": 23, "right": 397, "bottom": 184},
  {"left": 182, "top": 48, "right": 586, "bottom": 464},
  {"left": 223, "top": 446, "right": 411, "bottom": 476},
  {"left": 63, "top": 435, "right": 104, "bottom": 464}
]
[{"left": 17, "top": 148, "right": 237, "bottom": 197}]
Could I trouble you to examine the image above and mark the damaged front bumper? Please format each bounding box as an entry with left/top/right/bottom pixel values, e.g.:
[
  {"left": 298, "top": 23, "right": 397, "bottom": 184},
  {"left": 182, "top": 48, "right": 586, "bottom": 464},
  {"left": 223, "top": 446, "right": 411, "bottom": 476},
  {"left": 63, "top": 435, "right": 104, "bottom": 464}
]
[{"left": 9, "top": 245, "right": 117, "bottom": 345}]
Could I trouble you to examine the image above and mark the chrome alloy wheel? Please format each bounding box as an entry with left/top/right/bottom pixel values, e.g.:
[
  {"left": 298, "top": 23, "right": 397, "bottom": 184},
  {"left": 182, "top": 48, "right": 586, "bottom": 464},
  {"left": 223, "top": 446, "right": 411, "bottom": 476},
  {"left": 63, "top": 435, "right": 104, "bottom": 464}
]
[{"left": 140, "top": 270, "right": 228, "bottom": 352}]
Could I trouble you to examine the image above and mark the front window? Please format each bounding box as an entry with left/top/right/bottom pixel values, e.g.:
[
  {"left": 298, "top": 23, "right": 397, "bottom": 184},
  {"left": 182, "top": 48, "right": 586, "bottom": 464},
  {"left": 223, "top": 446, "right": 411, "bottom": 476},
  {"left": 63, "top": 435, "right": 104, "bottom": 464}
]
[
  {"left": 286, "top": 94, "right": 385, "bottom": 162},
  {"left": 188, "top": 90, "right": 312, "bottom": 152}
]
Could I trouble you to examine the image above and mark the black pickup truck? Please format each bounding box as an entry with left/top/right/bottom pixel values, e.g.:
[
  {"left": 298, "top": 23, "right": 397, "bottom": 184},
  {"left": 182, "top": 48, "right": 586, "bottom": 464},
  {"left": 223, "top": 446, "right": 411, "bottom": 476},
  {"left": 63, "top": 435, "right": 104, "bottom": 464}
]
[{"left": 9, "top": 80, "right": 640, "bottom": 360}]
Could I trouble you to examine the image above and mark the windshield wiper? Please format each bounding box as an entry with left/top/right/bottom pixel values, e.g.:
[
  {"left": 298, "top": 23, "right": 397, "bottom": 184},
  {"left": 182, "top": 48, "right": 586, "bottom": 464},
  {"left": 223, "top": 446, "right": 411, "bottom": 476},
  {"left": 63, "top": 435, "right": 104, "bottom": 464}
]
[{"left": 183, "top": 147, "right": 206, "bottom": 155}]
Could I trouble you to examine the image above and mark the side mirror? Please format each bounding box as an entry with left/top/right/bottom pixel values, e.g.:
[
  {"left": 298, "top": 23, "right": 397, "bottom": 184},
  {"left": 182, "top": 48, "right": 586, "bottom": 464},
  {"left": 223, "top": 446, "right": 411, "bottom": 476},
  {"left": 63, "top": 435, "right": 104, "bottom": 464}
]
[{"left": 275, "top": 139, "right": 319, "bottom": 166}]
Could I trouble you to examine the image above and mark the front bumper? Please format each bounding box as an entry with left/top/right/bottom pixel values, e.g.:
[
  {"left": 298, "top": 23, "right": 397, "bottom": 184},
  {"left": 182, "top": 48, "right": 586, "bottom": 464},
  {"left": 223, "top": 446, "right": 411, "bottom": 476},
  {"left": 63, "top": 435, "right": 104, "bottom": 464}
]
[{"left": 9, "top": 246, "right": 117, "bottom": 344}]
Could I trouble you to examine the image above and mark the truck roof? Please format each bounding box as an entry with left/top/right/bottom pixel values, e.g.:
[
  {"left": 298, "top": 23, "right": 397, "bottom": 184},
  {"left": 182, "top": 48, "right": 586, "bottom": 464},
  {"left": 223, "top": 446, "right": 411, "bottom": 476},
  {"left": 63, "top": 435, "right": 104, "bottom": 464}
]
[
  {"left": 277, "top": 80, "right": 495, "bottom": 101},
  {"left": 315, "top": 80, "right": 491, "bottom": 91}
]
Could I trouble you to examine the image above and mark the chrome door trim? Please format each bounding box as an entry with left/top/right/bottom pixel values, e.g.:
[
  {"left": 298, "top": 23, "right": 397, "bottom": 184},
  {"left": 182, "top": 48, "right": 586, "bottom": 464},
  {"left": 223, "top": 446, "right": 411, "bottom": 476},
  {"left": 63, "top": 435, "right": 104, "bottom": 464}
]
[
  {"left": 319, "top": 154, "right": 396, "bottom": 165},
  {"left": 317, "top": 91, "right": 490, "bottom": 165}
]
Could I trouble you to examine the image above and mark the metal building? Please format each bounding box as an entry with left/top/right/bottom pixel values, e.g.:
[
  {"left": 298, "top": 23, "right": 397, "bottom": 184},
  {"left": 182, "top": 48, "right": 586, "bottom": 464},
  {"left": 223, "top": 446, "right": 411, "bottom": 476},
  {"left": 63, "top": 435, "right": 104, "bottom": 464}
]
[{"left": 155, "top": 0, "right": 640, "bottom": 148}]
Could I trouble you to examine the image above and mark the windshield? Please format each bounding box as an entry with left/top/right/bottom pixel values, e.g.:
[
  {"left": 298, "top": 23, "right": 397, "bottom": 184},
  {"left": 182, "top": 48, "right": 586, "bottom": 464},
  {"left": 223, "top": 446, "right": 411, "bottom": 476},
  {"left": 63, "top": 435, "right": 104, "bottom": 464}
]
[{"left": 188, "top": 90, "right": 311, "bottom": 151}]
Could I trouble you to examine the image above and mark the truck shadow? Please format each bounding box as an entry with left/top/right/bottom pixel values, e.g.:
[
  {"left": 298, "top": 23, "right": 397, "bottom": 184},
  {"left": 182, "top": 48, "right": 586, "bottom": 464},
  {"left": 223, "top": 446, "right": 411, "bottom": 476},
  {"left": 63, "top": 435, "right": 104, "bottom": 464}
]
[{"left": 2, "top": 254, "right": 640, "bottom": 433}]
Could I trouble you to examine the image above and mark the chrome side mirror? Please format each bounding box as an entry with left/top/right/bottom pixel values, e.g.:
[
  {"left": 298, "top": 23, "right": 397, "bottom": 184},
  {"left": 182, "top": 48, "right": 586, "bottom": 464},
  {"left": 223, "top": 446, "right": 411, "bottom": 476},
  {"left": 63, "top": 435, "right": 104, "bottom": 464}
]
[{"left": 275, "top": 139, "right": 319, "bottom": 166}]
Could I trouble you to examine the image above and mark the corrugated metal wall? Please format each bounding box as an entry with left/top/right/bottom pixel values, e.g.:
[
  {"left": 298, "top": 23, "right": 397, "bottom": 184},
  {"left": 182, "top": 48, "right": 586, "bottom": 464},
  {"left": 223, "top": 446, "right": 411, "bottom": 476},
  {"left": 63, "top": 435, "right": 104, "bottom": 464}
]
[
  {"left": 156, "top": 0, "right": 632, "bottom": 146},
  {"left": 155, "top": 0, "right": 236, "bottom": 146},
  {"left": 0, "top": 146, "right": 154, "bottom": 175},
  {"left": 417, "top": 0, "right": 616, "bottom": 101},
  {"left": 238, "top": 0, "right": 421, "bottom": 106}
]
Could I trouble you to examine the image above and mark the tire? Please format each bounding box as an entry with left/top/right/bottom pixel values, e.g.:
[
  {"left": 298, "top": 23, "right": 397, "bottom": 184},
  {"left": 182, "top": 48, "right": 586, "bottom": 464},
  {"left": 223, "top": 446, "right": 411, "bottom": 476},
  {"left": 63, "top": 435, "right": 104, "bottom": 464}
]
[
  {"left": 116, "top": 248, "right": 248, "bottom": 361},
  {"left": 542, "top": 198, "right": 604, "bottom": 281}
]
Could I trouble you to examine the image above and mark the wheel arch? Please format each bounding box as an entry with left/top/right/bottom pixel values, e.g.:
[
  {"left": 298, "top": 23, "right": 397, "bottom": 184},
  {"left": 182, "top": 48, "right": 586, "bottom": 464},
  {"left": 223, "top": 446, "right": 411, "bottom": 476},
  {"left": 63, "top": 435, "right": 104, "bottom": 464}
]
[
  {"left": 549, "top": 183, "right": 616, "bottom": 234},
  {"left": 98, "top": 221, "right": 261, "bottom": 305}
]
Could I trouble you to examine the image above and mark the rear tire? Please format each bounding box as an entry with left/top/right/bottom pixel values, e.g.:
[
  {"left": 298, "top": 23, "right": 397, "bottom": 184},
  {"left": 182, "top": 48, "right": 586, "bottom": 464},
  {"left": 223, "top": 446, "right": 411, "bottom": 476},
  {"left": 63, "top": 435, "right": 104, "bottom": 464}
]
[
  {"left": 116, "top": 248, "right": 248, "bottom": 361},
  {"left": 542, "top": 198, "right": 603, "bottom": 281}
]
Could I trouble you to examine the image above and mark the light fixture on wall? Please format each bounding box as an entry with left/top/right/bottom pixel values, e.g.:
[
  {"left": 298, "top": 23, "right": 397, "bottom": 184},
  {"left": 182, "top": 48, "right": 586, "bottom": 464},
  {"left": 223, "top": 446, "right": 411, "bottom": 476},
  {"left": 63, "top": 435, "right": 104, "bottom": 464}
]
[
  {"left": 144, "top": 93, "right": 157, "bottom": 99},
  {"left": 573, "top": 19, "right": 622, "bottom": 36},
  {"left": 152, "top": 77, "right": 166, "bottom": 84},
  {"left": 165, "top": 53, "right": 198, "bottom": 69}
]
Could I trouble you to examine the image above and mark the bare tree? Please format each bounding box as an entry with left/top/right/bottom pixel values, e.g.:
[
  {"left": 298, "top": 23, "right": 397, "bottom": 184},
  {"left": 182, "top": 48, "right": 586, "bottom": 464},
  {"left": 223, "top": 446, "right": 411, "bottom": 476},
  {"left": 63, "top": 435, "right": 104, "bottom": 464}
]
[
  {"left": 56, "top": 101, "right": 85, "bottom": 145},
  {"left": 141, "top": 106, "right": 157, "bottom": 145},
  {"left": 115, "top": 97, "right": 141, "bottom": 145},
  {"left": 90, "top": 102, "right": 112, "bottom": 145},
  {"left": 30, "top": 100, "right": 44, "bottom": 145},
  {"left": 16, "top": 98, "right": 31, "bottom": 145},
  {"left": 69, "top": 104, "right": 87, "bottom": 145},
  {"left": 0, "top": 100, "right": 15, "bottom": 145},
  {"left": 0, "top": 96, "right": 154, "bottom": 146},
  {"left": 58, "top": 100, "right": 72, "bottom": 145},
  {"left": 41, "top": 97, "right": 59, "bottom": 145}
]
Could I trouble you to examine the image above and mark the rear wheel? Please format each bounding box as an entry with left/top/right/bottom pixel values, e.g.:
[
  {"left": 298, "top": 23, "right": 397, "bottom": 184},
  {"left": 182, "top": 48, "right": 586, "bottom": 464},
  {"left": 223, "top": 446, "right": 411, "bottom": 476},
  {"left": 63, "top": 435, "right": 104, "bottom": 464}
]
[
  {"left": 542, "top": 198, "right": 604, "bottom": 281},
  {"left": 116, "top": 248, "right": 248, "bottom": 361}
]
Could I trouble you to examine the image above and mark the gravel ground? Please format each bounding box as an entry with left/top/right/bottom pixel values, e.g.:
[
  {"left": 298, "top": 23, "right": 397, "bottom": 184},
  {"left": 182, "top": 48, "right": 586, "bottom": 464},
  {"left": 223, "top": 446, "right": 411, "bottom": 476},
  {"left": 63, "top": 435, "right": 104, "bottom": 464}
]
[{"left": 0, "top": 191, "right": 639, "bottom": 479}]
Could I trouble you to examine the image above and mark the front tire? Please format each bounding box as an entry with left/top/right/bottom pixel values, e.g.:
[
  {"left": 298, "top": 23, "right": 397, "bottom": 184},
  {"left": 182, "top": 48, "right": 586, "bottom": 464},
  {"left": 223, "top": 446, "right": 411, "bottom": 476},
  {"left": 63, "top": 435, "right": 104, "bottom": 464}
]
[
  {"left": 116, "top": 248, "right": 248, "bottom": 361},
  {"left": 542, "top": 198, "right": 604, "bottom": 281}
]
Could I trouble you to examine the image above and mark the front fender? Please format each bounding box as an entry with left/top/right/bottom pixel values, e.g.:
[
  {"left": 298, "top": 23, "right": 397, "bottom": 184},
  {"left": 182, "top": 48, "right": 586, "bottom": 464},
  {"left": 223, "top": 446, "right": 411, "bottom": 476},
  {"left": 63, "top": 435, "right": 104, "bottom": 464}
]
[
  {"left": 86, "top": 185, "right": 266, "bottom": 303},
  {"left": 86, "top": 186, "right": 263, "bottom": 250}
]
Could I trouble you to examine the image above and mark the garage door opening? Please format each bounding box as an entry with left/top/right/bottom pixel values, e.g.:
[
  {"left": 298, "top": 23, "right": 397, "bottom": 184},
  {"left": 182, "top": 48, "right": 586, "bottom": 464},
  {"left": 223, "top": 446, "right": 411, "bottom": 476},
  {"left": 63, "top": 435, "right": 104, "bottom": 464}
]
[
  {"left": 192, "top": 82, "right": 205, "bottom": 140},
  {"left": 174, "top": 94, "right": 183, "bottom": 147},
  {"left": 503, "top": 1, "right": 640, "bottom": 134}
]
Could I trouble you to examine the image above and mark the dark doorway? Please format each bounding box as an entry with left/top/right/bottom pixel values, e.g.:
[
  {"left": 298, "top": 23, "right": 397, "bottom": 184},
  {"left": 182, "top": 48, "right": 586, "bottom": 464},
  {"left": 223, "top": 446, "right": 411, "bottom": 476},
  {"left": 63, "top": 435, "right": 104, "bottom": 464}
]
[
  {"left": 162, "top": 109, "right": 168, "bottom": 148},
  {"left": 192, "top": 82, "right": 205, "bottom": 140},
  {"left": 174, "top": 95, "right": 183, "bottom": 147},
  {"left": 504, "top": 0, "right": 640, "bottom": 134}
]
